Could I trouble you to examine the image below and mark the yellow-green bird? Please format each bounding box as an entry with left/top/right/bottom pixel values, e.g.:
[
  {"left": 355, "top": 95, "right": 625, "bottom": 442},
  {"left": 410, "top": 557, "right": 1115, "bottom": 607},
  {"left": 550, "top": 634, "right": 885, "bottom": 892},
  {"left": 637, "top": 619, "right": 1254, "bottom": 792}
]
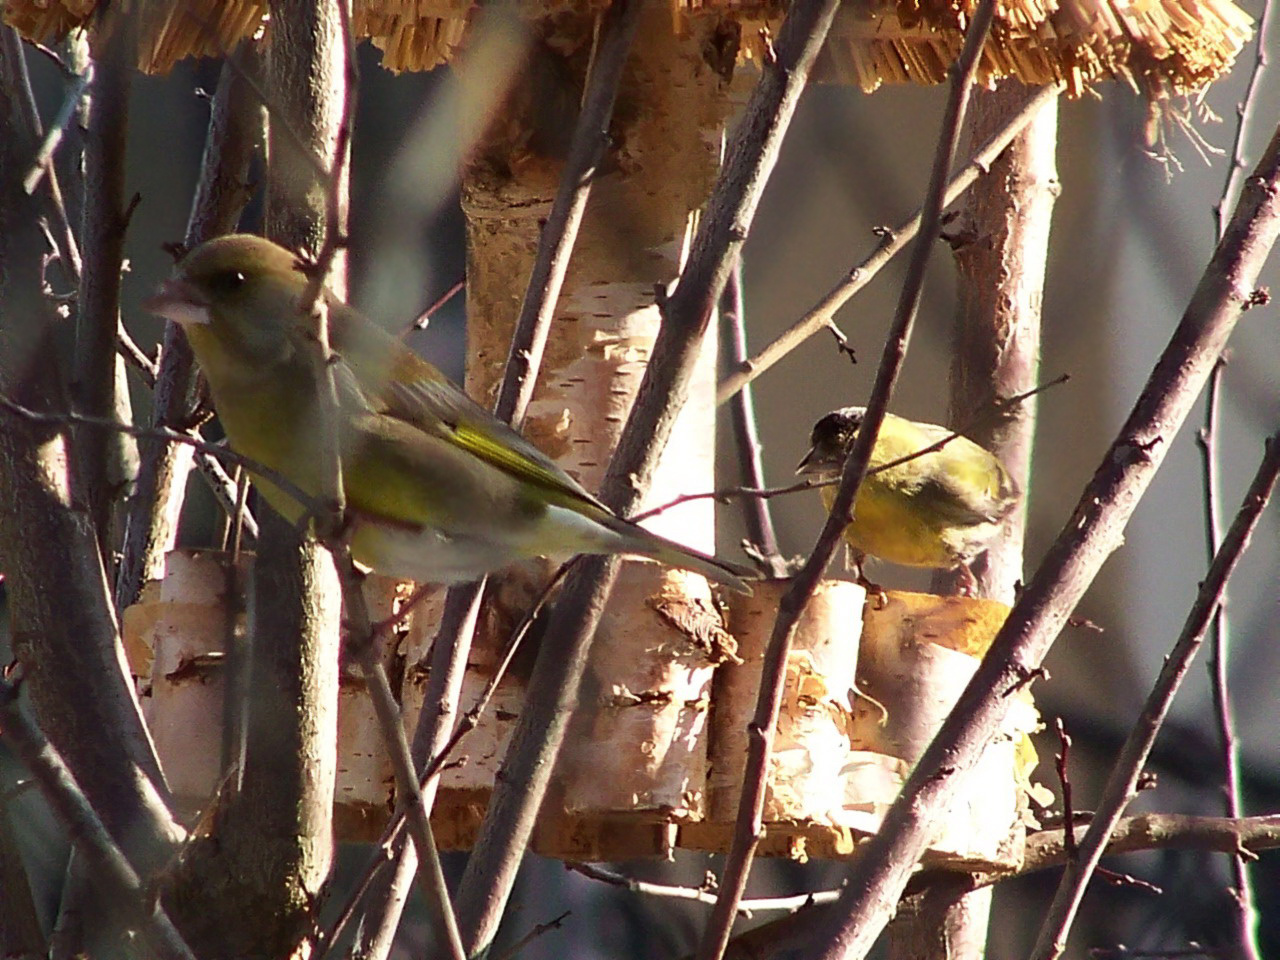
[
  {"left": 796, "top": 407, "right": 1019, "bottom": 589},
  {"left": 143, "top": 233, "right": 754, "bottom": 592}
]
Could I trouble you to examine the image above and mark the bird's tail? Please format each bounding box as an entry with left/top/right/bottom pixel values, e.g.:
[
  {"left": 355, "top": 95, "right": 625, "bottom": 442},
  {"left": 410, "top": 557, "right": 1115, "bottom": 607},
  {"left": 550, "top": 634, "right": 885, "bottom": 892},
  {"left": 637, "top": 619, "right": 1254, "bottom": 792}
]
[{"left": 602, "top": 515, "right": 757, "bottom": 594}]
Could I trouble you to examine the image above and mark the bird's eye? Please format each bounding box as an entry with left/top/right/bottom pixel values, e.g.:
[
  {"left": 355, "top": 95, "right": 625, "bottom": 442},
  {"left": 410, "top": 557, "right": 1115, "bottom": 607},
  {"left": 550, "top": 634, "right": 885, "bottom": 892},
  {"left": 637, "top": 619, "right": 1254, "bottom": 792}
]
[{"left": 209, "top": 270, "right": 247, "bottom": 294}]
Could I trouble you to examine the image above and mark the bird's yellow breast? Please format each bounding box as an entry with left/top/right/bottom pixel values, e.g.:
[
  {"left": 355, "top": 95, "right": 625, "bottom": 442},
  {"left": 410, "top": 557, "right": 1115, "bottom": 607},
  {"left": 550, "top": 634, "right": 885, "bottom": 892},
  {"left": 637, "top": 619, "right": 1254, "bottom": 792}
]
[
  {"left": 190, "top": 328, "right": 331, "bottom": 524},
  {"left": 821, "top": 481, "right": 960, "bottom": 568}
]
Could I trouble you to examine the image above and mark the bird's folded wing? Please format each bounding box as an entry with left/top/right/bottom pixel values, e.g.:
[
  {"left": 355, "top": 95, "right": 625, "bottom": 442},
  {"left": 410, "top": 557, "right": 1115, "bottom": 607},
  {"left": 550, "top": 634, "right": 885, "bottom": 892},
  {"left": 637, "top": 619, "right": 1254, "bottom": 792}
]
[{"left": 327, "top": 300, "right": 607, "bottom": 511}]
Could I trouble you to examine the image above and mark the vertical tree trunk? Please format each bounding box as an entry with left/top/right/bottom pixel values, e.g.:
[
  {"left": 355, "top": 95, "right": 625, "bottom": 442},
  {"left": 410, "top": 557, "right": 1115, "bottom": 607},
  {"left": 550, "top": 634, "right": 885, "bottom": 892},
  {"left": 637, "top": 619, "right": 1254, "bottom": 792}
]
[
  {"left": 0, "top": 27, "right": 182, "bottom": 887},
  {"left": 163, "top": 5, "right": 347, "bottom": 956},
  {"left": 115, "top": 44, "right": 262, "bottom": 611},
  {"left": 894, "top": 80, "right": 1059, "bottom": 960},
  {"left": 453, "top": 5, "right": 739, "bottom": 949},
  {"left": 74, "top": 16, "right": 133, "bottom": 553}
]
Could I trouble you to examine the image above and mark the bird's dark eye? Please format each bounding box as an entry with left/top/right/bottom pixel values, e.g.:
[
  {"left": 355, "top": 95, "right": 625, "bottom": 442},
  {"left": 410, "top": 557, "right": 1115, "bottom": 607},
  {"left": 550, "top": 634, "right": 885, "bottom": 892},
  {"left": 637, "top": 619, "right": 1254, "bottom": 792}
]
[{"left": 208, "top": 269, "right": 247, "bottom": 295}]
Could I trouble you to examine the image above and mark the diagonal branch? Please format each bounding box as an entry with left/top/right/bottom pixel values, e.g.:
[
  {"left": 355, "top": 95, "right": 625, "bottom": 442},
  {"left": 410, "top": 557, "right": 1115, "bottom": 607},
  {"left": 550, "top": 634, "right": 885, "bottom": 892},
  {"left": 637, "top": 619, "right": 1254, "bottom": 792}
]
[
  {"left": 697, "top": 5, "right": 997, "bottom": 958},
  {"left": 115, "top": 40, "right": 263, "bottom": 611},
  {"left": 454, "top": 0, "right": 847, "bottom": 949},
  {"left": 0, "top": 677, "right": 196, "bottom": 960},
  {"left": 340, "top": 4, "right": 649, "bottom": 955},
  {"left": 716, "top": 82, "right": 1062, "bottom": 406},
  {"left": 720, "top": 260, "right": 788, "bottom": 576},
  {"left": 798, "top": 121, "right": 1280, "bottom": 960},
  {"left": 1031, "top": 430, "right": 1280, "bottom": 960}
]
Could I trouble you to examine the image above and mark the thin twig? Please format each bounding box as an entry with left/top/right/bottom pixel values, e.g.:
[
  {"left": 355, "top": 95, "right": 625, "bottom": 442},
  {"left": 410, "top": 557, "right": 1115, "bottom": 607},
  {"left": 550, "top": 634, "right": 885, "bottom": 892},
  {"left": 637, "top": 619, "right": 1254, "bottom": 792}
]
[
  {"left": 1054, "top": 718, "right": 1078, "bottom": 862},
  {"left": 492, "top": 910, "right": 571, "bottom": 960},
  {"left": 1031, "top": 431, "right": 1280, "bottom": 960},
  {"left": 1212, "top": 0, "right": 1273, "bottom": 242},
  {"left": 317, "top": 560, "right": 575, "bottom": 957},
  {"left": 115, "top": 41, "right": 262, "bottom": 611},
  {"left": 0, "top": 396, "right": 321, "bottom": 517},
  {"left": 116, "top": 321, "right": 158, "bottom": 385},
  {"left": 19, "top": 35, "right": 75, "bottom": 77},
  {"left": 22, "top": 60, "right": 93, "bottom": 195},
  {"left": 405, "top": 276, "right": 465, "bottom": 334},
  {"left": 697, "top": 8, "right": 997, "bottom": 955},
  {"left": 639, "top": 373, "right": 1070, "bottom": 522},
  {"left": 1089, "top": 948, "right": 1229, "bottom": 959},
  {"left": 1195, "top": 354, "right": 1258, "bottom": 960},
  {"left": 419, "top": 561, "right": 577, "bottom": 783},
  {"left": 492, "top": 0, "right": 643, "bottom": 429},
  {"left": 1205, "top": 15, "right": 1272, "bottom": 955},
  {"left": 720, "top": 259, "right": 789, "bottom": 577},
  {"left": 716, "top": 82, "right": 1063, "bottom": 406},
  {"left": 0, "top": 676, "right": 197, "bottom": 960},
  {"left": 338, "top": 561, "right": 467, "bottom": 960},
  {"left": 633, "top": 478, "right": 819, "bottom": 522},
  {"left": 205, "top": 452, "right": 258, "bottom": 543},
  {"left": 1, "top": 26, "right": 83, "bottom": 283}
]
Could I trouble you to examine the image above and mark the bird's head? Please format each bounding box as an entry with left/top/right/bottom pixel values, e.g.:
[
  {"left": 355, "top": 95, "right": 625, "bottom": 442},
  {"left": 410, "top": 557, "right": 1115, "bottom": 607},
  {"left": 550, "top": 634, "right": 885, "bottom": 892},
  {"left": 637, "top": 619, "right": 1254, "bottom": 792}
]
[
  {"left": 143, "top": 234, "right": 318, "bottom": 371},
  {"left": 796, "top": 406, "right": 867, "bottom": 479}
]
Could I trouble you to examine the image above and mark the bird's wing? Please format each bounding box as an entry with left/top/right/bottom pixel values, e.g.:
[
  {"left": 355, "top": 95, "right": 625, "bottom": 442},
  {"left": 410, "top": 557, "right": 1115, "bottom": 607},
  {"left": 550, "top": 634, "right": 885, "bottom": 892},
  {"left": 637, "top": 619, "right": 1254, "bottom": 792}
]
[
  {"left": 328, "top": 299, "right": 606, "bottom": 511},
  {"left": 923, "top": 435, "right": 1020, "bottom": 525}
]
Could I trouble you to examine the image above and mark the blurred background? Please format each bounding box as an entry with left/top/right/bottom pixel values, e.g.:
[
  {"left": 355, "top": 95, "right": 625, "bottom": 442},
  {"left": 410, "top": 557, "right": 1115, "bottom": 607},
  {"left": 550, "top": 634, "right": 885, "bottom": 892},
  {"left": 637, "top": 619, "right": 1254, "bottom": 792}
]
[{"left": 5, "top": 7, "right": 1278, "bottom": 957}]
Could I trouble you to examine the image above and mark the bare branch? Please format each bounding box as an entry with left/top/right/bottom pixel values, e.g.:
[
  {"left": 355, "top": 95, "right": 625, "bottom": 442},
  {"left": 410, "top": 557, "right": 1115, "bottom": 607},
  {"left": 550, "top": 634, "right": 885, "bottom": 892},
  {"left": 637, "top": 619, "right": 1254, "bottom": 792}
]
[
  {"left": 720, "top": 260, "right": 789, "bottom": 577},
  {"left": 1, "top": 27, "right": 83, "bottom": 283},
  {"left": 0, "top": 396, "right": 321, "bottom": 516},
  {"left": 455, "top": 0, "right": 847, "bottom": 948},
  {"left": 115, "top": 41, "right": 263, "bottom": 611},
  {"left": 0, "top": 34, "right": 184, "bottom": 882},
  {"left": 492, "top": 0, "right": 645, "bottom": 428},
  {"left": 0, "top": 677, "right": 196, "bottom": 960},
  {"left": 715, "top": 82, "right": 1063, "bottom": 406},
  {"left": 75, "top": 15, "right": 134, "bottom": 545},
  {"left": 405, "top": 276, "right": 465, "bottom": 334},
  {"left": 1195, "top": 353, "right": 1259, "bottom": 959},
  {"left": 22, "top": 60, "right": 93, "bottom": 196},
  {"left": 350, "top": 3, "right": 647, "bottom": 952},
  {"left": 801, "top": 123, "right": 1280, "bottom": 960},
  {"left": 699, "top": 5, "right": 998, "bottom": 957},
  {"left": 1031, "top": 431, "right": 1280, "bottom": 959},
  {"left": 336, "top": 559, "right": 467, "bottom": 960},
  {"left": 1212, "top": 0, "right": 1274, "bottom": 241},
  {"left": 320, "top": 560, "right": 575, "bottom": 957},
  {"left": 569, "top": 862, "right": 842, "bottom": 913},
  {"left": 700, "top": 814, "right": 1280, "bottom": 960}
]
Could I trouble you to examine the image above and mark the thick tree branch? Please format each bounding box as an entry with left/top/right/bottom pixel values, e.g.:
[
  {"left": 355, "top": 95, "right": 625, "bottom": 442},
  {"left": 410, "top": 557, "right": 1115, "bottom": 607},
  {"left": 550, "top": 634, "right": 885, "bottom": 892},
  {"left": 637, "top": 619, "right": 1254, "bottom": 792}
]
[
  {"left": 115, "top": 41, "right": 263, "bottom": 610},
  {"left": 0, "top": 25, "right": 183, "bottom": 884},
  {"left": 1031, "top": 431, "right": 1280, "bottom": 960},
  {"left": 796, "top": 122, "right": 1280, "bottom": 960},
  {"left": 74, "top": 16, "right": 133, "bottom": 548},
  {"left": 0, "top": 678, "right": 196, "bottom": 960}
]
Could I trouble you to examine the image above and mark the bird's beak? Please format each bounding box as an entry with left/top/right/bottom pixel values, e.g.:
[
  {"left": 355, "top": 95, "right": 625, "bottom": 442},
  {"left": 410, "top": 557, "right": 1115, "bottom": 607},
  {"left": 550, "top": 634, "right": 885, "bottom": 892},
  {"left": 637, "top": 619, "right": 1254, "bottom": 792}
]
[
  {"left": 795, "top": 446, "right": 822, "bottom": 476},
  {"left": 142, "top": 277, "right": 210, "bottom": 326}
]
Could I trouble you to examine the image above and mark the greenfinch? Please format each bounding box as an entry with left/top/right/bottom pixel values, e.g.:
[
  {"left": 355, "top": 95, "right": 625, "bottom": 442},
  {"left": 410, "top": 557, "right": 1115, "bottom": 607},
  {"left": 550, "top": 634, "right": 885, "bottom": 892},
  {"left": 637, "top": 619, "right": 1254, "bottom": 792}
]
[
  {"left": 796, "top": 407, "right": 1019, "bottom": 588},
  {"left": 143, "top": 234, "right": 754, "bottom": 592}
]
